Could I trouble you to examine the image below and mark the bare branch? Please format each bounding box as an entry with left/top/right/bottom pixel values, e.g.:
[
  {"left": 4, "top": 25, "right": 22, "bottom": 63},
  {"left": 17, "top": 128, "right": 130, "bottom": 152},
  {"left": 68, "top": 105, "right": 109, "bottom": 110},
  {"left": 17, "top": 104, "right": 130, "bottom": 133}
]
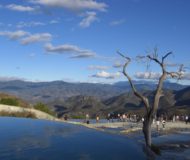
[
  {"left": 166, "top": 64, "right": 184, "bottom": 80},
  {"left": 118, "top": 52, "right": 150, "bottom": 113},
  {"left": 147, "top": 55, "right": 162, "bottom": 66},
  {"left": 117, "top": 51, "right": 131, "bottom": 61},
  {"left": 162, "top": 52, "right": 173, "bottom": 63},
  {"left": 167, "top": 72, "right": 181, "bottom": 79}
]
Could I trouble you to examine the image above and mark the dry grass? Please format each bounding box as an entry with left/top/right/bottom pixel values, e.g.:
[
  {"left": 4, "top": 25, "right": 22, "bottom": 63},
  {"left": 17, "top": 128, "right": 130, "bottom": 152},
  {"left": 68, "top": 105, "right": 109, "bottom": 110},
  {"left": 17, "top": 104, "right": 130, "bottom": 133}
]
[{"left": 0, "top": 111, "right": 36, "bottom": 118}]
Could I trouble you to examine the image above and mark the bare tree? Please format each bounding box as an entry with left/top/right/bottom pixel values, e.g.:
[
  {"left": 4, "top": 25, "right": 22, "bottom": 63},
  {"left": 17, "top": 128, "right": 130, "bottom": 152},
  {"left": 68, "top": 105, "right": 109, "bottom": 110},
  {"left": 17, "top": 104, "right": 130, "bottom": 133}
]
[{"left": 118, "top": 49, "right": 183, "bottom": 149}]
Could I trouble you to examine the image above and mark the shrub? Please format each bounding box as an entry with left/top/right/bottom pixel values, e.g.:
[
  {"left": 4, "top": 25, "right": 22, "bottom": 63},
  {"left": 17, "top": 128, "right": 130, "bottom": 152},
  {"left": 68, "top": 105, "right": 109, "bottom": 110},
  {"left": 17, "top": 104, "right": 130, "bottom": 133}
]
[
  {"left": 0, "top": 98, "right": 19, "bottom": 106},
  {"left": 34, "top": 102, "right": 55, "bottom": 116},
  {"left": 70, "top": 115, "right": 86, "bottom": 119}
]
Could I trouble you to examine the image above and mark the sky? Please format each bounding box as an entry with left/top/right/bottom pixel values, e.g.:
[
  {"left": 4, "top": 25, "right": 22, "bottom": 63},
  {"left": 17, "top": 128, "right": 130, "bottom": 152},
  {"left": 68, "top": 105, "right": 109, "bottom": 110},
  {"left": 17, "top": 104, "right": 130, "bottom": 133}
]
[{"left": 0, "top": 0, "right": 190, "bottom": 84}]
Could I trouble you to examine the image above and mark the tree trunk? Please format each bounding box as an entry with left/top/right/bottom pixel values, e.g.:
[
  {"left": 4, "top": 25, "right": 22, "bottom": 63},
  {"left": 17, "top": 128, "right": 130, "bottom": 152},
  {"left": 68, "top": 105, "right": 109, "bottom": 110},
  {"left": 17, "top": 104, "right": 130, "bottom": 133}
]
[{"left": 143, "top": 117, "right": 152, "bottom": 148}]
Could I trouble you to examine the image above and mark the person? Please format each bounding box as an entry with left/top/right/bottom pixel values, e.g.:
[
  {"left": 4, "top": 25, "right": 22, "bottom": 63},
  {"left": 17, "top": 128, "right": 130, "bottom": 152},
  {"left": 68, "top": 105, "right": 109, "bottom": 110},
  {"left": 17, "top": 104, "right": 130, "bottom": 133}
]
[
  {"left": 122, "top": 114, "right": 126, "bottom": 122},
  {"left": 118, "top": 113, "right": 120, "bottom": 122},
  {"left": 185, "top": 115, "right": 189, "bottom": 124},
  {"left": 107, "top": 113, "right": 110, "bottom": 123},
  {"left": 176, "top": 115, "right": 179, "bottom": 122},
  {"left": 162, "top": 119, "right": 166, "bottom": 129},
  {"left": 153, "top": 118, "right": 155, "bottom": 124},
  {"left": 86, "top": 113, "right": 89, "bottom": 124},
  {"left": 172, "top": 115, "right": 176, "bottom": 122},
  {"left": 64, "top": 115, "right": 68, "bottom": 121},
  {"left": 142, "top": 117, "right": 144, "bottom": 122},
  {"left": 156, "top": 119, "right": 160, "bottom": 131},
  {"left": 96, "top": 115, "right": 100, "bottom": 123}
]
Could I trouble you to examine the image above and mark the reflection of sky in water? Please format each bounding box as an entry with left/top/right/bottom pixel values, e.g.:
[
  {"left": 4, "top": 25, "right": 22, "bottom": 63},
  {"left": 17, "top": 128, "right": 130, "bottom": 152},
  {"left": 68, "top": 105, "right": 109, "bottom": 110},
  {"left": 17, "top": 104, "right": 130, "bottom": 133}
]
[{"left": 0, "top": 117, "right": 146, "bottom": 160}]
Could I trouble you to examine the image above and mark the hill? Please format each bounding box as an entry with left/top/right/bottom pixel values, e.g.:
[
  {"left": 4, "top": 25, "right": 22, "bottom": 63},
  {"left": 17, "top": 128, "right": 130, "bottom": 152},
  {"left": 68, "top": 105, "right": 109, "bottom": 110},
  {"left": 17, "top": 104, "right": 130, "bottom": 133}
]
[
  {"left": 50, "top": 88, "right": 190, "bottom": 118},
  {"left": 0, "top": 80, "right": 187, "bottom": 104}
]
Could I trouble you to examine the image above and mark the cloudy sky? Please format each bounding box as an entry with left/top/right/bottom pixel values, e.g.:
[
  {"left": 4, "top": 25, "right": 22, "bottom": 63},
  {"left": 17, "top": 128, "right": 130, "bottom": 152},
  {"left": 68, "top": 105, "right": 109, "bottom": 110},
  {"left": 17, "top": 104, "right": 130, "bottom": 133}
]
[{"left": 0, "top": 0, "right": 190, "bottom": 84}]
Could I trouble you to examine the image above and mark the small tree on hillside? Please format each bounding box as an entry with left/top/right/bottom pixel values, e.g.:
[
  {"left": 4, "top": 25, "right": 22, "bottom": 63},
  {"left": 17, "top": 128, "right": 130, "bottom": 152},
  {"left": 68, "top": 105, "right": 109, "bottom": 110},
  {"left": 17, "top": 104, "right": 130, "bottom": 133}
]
[{"left": 118, "top": 49, "right": 183, "bottom": 150}]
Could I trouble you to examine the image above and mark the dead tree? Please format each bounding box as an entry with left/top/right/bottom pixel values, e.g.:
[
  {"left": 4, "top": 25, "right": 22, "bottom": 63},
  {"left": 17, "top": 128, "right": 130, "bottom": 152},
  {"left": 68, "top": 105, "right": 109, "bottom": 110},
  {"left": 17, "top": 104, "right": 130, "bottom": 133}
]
[{"left": 118, "top": 50, "right": 182, "bottom": 149}]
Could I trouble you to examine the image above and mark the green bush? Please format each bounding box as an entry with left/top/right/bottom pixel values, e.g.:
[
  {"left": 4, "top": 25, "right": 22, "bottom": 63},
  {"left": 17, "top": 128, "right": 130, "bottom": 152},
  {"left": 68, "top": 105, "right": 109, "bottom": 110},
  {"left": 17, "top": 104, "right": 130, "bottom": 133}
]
[
  {"left": 70, "top": 115, "right": 86, "bottom": 119},
  {"left": 34, "top": 102, "right": 55, "bottom": 116},
  {"left": 0, "top": 98, "right": 19, "bottom": 106}
]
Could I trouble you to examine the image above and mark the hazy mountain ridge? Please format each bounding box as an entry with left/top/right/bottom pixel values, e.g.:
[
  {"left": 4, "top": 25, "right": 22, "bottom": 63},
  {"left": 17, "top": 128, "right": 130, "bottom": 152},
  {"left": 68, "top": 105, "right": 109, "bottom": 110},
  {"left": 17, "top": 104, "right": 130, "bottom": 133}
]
[
  {"left": 0, "top": 80, "right": 189, "bottom": 118},
  {"left": 0, "top": 80, "right": 186, "bottom": 104}
]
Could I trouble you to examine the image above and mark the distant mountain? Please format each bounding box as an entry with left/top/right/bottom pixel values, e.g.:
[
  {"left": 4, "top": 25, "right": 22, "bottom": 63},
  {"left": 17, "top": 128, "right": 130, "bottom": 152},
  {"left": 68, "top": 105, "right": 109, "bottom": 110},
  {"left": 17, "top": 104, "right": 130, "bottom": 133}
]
[
  {"left": 0, "top": 80, "right": 126, "bottom": 103},
  {"left": 51, "top": 88, "right": 190, "bottom": 118},
  {"left": 113, "top": 80, "right": 187, "bottom": 91},
  {"left": 175, "top": 87, "right": 190, "bottom": 106},
  {"left": 0, "top": 80, "right": 187, "bottom": 105},
  {"left": 0, "top": 80, "right": 189, "bottom": 118}
]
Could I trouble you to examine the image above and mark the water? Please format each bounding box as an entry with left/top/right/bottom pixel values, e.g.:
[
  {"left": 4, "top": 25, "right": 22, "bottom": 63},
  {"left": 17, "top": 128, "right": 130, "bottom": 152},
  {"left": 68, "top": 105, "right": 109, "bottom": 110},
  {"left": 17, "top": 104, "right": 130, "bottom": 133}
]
[{"left": 0, "top": 117, "right": 146, "bottom": 160}]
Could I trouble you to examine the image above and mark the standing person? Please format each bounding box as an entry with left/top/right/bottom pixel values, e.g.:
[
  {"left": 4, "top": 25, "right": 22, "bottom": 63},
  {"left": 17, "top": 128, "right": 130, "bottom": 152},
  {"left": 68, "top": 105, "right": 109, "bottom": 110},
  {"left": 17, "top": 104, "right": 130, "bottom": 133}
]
[
  {"left": 185, "top": 115, "right": 189, "bottom": 124},
  {"left": 122, "top": 114, "right": 126, "bottom": 122},
  {"left": 107, "top": 113, "right": 110, "bottom": 123},
  {"left": 142, "top": 117, "right": 144, "bottom": 123},
  {"left": 162, "top": 119, "right": 166, "bottom": 129},
  {"left": 172, "top": 115, "right": 176, "bottom": 122},
  {"left": 176, "top": 115, "right": 179, "bottom": 122},
  {"left": 96, "top": 115, "right": 100, "bottom": 123},
  {"left": 64, "top": 115, "right": 68, "bottom": 121},
  {"left": 118, "top": 113, "right": 120, "bottom": 122},
  {"left": 86, "top": 113, "right": 89, "bottom": 124},
  {"left": 153, "top": 118, "right": 155, "bottom": 125},
  {"left": 156, "top": 119, "right": 160, "bottom": 131}
]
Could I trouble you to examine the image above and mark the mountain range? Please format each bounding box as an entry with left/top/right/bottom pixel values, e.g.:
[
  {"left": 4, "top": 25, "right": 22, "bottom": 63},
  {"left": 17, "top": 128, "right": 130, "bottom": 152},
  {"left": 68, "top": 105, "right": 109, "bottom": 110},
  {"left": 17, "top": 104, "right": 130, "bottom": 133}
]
[
  {"left": 0, "top": 80, "right": 186, "bottom": 103},
  {"left": 0, "top": 80, "right": 189, "bottom": 118}
]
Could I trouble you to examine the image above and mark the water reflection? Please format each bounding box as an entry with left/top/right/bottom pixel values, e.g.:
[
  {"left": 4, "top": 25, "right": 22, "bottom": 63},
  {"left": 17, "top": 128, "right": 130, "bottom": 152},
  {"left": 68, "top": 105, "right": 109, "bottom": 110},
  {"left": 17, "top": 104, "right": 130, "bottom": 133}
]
[{"left": 0, "top": 117, "right": 146, "bottom": 160}]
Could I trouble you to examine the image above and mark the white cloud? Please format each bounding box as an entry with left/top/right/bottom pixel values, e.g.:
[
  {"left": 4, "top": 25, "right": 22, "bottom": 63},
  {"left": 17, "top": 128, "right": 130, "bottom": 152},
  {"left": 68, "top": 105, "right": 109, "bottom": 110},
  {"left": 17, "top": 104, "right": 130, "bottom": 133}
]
[
  {"left": 6, "top": 4, "right": 36, "bottom": 12},
  {"left": 135, "top": 71, "right": 190, "bottom": 81},
  {"left": 88, "top": 65, "right": 109, "bottom": 70},
  {"left": 180, "top": 72, "right": 190, "bottom": 80},
  {"left": 31, "top": 0, "right": 107, "bottom": 11},
  {"left": 0, "top": 30, "right": 29, "bottom": 40},
  {"left": 91, "top": 71, "right": 121, "bottom": 79},
  {"left": 49, "top": 20, "right": 59, "bottom": 24},
  {"left": 110, "top": 19, "right": 125, "bottom": 26},
  {"left": 70, "top": 52, "right": 96, "bottom": 58},
  {"left": 135, "top": 72, "right": 161, "bottom": 80},
  {"left": 21, "top": 33, "right": 52, "bottom": 45},
  {"left": 79, "top": 11, "right": 98, "bottom": 28},
  {"left": 17, "top": 21, "right": 45, "bottom": 28},
  {"left": 45, "top": 43, "right": 96, "bottom": 58},
  {"left": 0, "top": 30, "right": 52, "bottom": 45},
  {"left": 113, "top": 61, "right": 123, "bottom": 68},
  {"left": 0, "top": 76, "right": 26, "bottom": 82},
  {"left": 29, "top": 53, "right": 36, "bottom": 57}
]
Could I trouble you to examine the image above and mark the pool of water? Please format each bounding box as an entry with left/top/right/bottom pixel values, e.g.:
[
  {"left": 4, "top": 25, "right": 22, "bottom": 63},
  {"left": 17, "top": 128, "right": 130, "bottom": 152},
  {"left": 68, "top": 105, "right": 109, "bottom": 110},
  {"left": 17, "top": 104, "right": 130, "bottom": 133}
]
[{"left": 0, "top": 117, "right": 146, "bottom": 160}]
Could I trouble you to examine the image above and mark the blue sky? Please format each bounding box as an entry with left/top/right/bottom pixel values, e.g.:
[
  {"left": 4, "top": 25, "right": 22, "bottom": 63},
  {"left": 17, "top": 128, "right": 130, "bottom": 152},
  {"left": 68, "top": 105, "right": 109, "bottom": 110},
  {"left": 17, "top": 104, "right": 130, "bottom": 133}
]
[{"left": 0, "top": 0, "right": 190, "bottom": 84}]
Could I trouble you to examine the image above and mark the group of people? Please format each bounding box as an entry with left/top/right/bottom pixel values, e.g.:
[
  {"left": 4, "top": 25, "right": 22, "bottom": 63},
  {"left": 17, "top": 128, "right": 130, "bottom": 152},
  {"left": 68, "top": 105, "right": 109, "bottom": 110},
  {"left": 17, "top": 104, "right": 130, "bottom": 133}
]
[
  {"left": 85, "top": 114, "right": 100, "bottom": 124},
  {"left": 107, "top": 113, "right": 142, "bottom": 123},
  {"left": 172, "top": 115, "right": 189, "bottom": 124},
  {"left": 153, "top": 118, "right": 166, "bottom": 131},
  {"left": 73, "top": 113, "right": 190, "bottom": 127}
]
